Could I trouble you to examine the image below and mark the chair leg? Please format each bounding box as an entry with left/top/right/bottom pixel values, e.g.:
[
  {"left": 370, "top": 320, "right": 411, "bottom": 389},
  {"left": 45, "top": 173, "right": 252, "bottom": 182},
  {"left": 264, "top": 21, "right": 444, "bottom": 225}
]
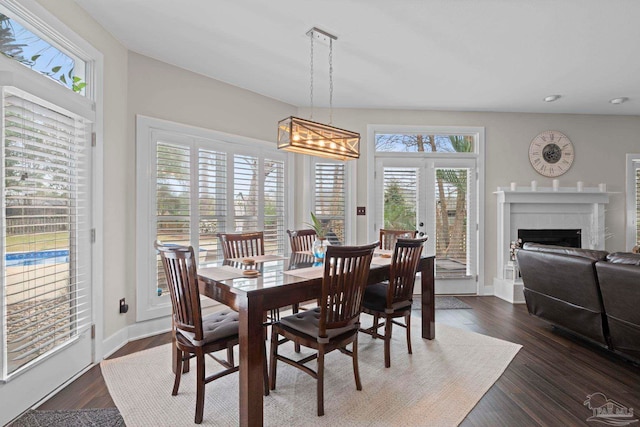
[
  {"left": 384, "top": 315, "right": 392, "bottom": 368},
  {"left": 372, "top": 313, "right": 380, "bottom": 338},
  {"left": 195, "top": 350, "right": 205, "bottom": 424},
  {"left": 227, "top": 344, "right": 234, "bottom": 366},
  {"left": 172, "top": 349, "right": 183, "bottom": 396},
  {"left": 352, "top": 334, "right": 362, "bottom": 391},
  {"left": 263, "top": 339, "right": 270, "bottom": 396},
  {"left": 317, "top": 346, "right": 325, "bottom": 416},
  {"left": 269, "top": 326, "right": 279, "bottom": 390},
  {"left": 405, "top": 313, "right": 412, "bottom": 355}
]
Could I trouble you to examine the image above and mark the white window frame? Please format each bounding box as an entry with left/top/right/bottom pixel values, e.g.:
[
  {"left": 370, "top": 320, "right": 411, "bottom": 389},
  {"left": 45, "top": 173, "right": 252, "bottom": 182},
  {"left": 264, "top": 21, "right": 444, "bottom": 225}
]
[
  {"left": 366, "top": 125, "right": 486, "bottom": 293},
  {"left": 136, "top": 116, "right": 291, "bottom": 321},
  {"left": 626, "top": 154, "right": 640, "bottom": 250}
]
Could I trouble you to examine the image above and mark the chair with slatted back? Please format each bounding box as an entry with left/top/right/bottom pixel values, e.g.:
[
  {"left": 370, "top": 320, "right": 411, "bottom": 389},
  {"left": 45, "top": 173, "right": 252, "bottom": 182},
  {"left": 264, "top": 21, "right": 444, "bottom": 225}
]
[
  {"left": 379, "top": 229, "right": 418, "bottom": 251},
  {"left": 155, "top": 241, "right": 241, "bottom": 424},
  {"left": 218, "top": 231, "right": 265, "bottom": 259},
  {"left": 269, "top": 242, "right": 378, "bottom": 416},
  {"left": 287, "top": 229, "right": 317, "bottom": 252},
  {"left": 359, "top": 236, "right": 428, "bottom": 368}
]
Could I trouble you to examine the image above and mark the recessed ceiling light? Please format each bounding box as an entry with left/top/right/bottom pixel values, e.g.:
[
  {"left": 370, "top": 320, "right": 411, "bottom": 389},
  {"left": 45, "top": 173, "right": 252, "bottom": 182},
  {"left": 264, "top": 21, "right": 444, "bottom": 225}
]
[
  {"left": 543, "top": 95, "right": 561, "bottom": 102},
  {"left": 609, "top": 97, "right": 628, "bottom": 104}
]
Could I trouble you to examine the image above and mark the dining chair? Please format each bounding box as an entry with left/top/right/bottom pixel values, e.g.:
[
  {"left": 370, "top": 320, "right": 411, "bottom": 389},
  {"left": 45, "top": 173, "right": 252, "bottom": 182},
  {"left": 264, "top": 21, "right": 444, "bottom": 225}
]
[
  {"left": 155, "top": 241, "right": 242, "bottom": 424},
  {"left": 359, "top": 236, "right": 428, "bottom": 368},
  {"left": 287, "top": 228, "right": 317, "bottom": 252},
  {"left": 218, "top": 231, "right": 265, "bottom": 259},
  {"left": 379, "top": 228, "right": 418, "bottom": 250},
  {"left": 269, "top": 242, "right": 378, "bottom": 416}
]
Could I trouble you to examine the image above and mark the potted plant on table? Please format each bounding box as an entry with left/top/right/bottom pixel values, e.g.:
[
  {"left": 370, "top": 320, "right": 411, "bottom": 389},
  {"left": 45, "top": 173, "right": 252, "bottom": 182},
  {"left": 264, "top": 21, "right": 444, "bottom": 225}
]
[{"left": 307, "top": 212, "right": 329, "bottom": 260}]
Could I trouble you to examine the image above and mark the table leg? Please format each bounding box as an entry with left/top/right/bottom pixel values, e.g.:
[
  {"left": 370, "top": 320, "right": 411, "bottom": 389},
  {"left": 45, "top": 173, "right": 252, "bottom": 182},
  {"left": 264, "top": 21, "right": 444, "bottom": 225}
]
[
  {"left": 421, "top": 257, "right": 435, "bottom": 339},
  {"left": 239, "top": 294, "right": 266, "bottom": 427}
]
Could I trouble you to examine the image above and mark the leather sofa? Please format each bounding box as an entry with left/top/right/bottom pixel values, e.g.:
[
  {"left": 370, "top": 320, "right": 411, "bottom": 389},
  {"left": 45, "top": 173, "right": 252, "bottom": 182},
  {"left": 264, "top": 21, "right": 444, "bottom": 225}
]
[{"left": 516, "top": 243, "right": 640, "bottom": 362}]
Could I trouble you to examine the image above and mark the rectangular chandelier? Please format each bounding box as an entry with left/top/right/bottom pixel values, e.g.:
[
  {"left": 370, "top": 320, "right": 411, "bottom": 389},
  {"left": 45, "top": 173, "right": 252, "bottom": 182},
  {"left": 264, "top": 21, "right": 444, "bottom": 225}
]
[{"left": 277, "top": 116, "right": 360, "bottom": 160}]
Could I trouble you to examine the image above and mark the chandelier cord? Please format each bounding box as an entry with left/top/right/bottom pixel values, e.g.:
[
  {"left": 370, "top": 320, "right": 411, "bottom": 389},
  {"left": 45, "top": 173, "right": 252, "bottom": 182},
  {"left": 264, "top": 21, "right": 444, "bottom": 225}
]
[
  {"left": 329, "top": 38, "right": 333, "bottom": 125},
  {"left": 309, "top": 31, "right": 314, "bottom": 120}
]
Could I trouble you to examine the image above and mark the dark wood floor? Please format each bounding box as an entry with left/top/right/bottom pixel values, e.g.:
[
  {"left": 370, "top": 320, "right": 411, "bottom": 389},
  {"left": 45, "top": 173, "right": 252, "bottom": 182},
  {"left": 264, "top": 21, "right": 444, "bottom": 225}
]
[{"left": 39, "top": 296, "right": 640, "bottom": 426}]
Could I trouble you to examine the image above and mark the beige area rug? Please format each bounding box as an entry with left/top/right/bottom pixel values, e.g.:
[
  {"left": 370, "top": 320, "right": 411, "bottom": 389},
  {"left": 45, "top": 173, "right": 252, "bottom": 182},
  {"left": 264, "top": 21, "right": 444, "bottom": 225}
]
[{"left": 101, "top": 324, "right": 521, "bottom": 427}]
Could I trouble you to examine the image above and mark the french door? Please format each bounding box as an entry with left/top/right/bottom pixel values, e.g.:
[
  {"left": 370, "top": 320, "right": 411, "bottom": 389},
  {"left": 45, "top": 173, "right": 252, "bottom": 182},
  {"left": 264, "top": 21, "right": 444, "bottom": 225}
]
[{"left": 375, "top": 157, "right": 478, "bottom": 294}]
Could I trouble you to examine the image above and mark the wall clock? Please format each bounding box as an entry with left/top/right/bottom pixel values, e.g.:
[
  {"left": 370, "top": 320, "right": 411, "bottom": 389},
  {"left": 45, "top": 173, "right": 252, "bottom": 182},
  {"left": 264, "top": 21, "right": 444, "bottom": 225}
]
[{"left": 528, "top": 130, "right": 574, "bottom": 177}]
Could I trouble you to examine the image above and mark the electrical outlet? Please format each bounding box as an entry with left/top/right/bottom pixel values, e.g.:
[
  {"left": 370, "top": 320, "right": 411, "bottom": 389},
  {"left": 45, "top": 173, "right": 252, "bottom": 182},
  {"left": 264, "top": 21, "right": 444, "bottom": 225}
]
[
  {"left": 357, "top": 206, "right": 366, "bottom": 216},
  {"left": 119, "top": 298, "right": 129, "bottom": 314}
]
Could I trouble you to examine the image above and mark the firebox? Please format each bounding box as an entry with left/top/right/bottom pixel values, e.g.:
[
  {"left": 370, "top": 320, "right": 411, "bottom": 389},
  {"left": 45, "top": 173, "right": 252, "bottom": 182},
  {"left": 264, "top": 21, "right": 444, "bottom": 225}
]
[{"left": 518, "top": 229, "right": 581, "bottom": 248}]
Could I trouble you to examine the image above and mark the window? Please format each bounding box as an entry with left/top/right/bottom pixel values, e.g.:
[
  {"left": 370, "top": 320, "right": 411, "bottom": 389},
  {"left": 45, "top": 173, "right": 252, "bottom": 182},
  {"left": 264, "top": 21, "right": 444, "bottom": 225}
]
[
  {"left": 137, "top": 117, "right": 289, "bottom": 320},
  {"left": 371, "top": 125, "right": 484, "bottom": 295},
  {"left": 0, "top": 12, "right": 87, "bottom": 95},
  {"left": 626, "top": 154, "right": 640, "bottom": 249},
  {"left": 313, "top": 161, "right": 346, "bottom": 245},
  {"left": 2, "top": 87, "right": 91, "bottom": 375}
]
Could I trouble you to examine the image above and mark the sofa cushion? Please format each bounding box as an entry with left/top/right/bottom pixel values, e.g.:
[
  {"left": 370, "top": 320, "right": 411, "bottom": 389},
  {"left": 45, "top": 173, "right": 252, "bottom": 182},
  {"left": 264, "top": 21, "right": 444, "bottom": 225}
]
[
  {"left": 522, "top": 242, "right": 608, "bottom": 261},
  {"left": 606, "top": 252, "right": 640, "bottom": 265}
]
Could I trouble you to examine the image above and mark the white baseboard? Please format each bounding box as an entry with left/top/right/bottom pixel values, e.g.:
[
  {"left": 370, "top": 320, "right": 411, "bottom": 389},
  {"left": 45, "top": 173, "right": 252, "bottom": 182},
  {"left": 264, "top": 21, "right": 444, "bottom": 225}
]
[
  {"left": 102, "top": 316, "right": 171, "bottom": 359},
  {"left": 493, "top": 277, "right": 526, "bottom": 304}
]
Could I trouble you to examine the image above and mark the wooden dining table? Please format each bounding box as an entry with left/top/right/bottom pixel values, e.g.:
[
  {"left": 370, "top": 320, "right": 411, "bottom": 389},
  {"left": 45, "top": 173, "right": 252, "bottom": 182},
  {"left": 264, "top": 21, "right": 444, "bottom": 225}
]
[{"left": 197, "top": 252, "right": 435, "bottom": 427}]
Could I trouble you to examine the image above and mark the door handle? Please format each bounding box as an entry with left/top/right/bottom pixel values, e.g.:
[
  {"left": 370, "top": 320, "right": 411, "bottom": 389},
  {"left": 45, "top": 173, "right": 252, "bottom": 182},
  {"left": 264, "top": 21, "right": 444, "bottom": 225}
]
[{"left": 419, "top": 232, "right": 425, "bottom": 236}]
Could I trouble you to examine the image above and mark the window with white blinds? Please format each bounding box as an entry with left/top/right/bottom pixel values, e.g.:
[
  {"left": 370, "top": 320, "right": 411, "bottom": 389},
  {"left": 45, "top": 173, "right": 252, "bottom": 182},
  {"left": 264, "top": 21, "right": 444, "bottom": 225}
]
[
  {"left": 137, "top": 117, "right": 288, "bottom": 319},
  {"left": 2, "top": 88, "right": 91, "bottom": 375},
  {"left": 382, "top": 167, "right": 418, "bottom": 230},
  {"left": 314, "top": 162, "right": 345, "bottom": 245}
]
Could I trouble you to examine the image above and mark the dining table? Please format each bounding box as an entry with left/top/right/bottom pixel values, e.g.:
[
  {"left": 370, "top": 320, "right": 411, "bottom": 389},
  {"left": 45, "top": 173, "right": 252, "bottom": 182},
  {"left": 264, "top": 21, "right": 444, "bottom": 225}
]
[{"left": 197, "top": 251, "right": 435, "bottom": 427}]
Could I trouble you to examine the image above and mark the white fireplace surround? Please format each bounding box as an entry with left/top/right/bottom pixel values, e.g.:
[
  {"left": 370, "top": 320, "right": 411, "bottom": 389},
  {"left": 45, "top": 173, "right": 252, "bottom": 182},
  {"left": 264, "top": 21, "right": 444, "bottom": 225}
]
[{"left": 493, "top": 185, "right": 611, "bottom": 303}]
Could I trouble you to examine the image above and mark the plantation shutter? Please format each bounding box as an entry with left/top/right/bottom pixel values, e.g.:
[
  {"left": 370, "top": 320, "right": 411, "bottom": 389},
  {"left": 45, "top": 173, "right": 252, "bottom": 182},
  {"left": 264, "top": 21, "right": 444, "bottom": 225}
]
[
  {"left": 382, "top": 167, "right": 418, "bottom": 230},
  {"left": 198, "top": 148, "right": 226, "bottom": 262},
  {"left": 155, "top": 141, "right": 191, "bottom": 294},
  {"left": 314, "top": 162, "right": 345, "bottom": 245},
  {"left": 263, "top": 158, "right": 285, "bottom": 254},
  {"left": 233, "top": 154, "right": 259, "bottom": 233},
  {"left": 2, "top": 88, "right": 91, "bottom": 376}
]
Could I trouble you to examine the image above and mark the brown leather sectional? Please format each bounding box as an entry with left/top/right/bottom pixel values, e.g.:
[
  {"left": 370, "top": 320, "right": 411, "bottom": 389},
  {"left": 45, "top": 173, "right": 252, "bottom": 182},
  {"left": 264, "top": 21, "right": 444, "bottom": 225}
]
[{"left": 516, "top": 243, "right": 640, "bottom": 363}]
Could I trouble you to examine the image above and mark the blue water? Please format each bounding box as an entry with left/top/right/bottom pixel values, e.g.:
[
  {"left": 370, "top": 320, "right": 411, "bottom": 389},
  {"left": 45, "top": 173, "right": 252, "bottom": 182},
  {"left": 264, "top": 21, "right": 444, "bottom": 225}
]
[{"left": 5, "top": 249, "right": 70, "bottom": 266}]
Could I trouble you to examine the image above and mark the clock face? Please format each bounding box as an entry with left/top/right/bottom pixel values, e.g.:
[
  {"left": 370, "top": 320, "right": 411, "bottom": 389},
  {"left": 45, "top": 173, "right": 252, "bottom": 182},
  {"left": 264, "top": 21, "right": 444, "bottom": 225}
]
[{"left": 528, "top": 131, "right": 574, "bottom": 177}]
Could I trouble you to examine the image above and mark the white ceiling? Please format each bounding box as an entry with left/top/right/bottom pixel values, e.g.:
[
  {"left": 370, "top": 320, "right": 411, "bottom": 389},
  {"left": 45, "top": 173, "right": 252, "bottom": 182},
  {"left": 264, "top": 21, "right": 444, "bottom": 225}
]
[{"left": 74, "top": 0, "right": 640, "bottom": 115}]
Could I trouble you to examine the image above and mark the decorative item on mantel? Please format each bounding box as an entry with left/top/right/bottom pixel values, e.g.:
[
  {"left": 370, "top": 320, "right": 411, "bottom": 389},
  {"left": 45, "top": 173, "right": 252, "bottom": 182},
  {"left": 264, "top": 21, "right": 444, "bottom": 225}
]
[{"left": 277, "top": 27, "right": 360, "bottom": 161}]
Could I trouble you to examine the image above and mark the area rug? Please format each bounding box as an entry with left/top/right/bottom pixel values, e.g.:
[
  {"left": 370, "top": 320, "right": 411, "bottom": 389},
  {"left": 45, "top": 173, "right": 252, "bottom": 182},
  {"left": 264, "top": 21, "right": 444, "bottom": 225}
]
[
  {"left": 435, "top": 296, "right": 472, "bottom": 309},
  {"left": 101, "top": 324, "right": 520, "bottom": 426},
  {"left": 8, "top": 408, "right": 124, "bottom": 427}
]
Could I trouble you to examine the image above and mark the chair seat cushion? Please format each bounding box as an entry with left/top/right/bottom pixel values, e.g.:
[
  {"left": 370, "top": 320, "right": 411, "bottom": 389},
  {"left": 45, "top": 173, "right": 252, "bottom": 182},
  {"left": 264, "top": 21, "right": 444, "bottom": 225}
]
[
  {"left": 178, "top": 310, "right": 239, "bottom": 346},
  {"left": 363, "top": 282, "right": 412, "bottom": 313},
  {"left": 279, "top": 308, "right": 356, "bottom": 341}
]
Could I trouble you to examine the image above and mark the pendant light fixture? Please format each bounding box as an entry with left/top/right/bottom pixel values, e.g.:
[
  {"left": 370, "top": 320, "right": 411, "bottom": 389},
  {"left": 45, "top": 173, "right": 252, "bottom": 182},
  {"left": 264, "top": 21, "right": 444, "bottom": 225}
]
[{"left": 277, "top": 27, "right": 360, "bottom": 161}]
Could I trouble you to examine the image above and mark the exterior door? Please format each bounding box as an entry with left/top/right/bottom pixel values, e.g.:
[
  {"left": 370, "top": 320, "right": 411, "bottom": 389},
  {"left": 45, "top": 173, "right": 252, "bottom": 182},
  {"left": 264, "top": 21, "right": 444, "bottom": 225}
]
[
  {"left": 376, "top": 157, "right": 478, "bottom": 294},
  {"left": 0, "top": 88, "right": 93, "bottom": 425}
]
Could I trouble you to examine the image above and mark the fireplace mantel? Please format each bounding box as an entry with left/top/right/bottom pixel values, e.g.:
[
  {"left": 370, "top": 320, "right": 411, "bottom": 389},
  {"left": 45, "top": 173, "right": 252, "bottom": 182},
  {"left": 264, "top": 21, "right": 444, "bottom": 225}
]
[{"left": 493, "top": 186, "right": 611, "bottom": 303}]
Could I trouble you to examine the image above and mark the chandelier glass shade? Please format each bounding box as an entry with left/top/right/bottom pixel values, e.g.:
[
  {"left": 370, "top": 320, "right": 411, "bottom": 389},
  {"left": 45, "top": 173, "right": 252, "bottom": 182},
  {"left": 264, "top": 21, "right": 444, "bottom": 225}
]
[{"left": 277, "top": 116, "right": 360, "bottom": 160}]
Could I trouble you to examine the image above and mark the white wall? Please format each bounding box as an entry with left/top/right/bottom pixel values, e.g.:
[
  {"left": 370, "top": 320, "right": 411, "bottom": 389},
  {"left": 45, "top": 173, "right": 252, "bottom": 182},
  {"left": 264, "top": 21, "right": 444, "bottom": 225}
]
[
  {"left": 31, "top": 0, "right": 640, "bottom": 346},
  {"left": 302, "top": 107, "right": 640, "bottom": 286},
  {"left": 37, "top": 0, "right": 129, "bottom": 338}
]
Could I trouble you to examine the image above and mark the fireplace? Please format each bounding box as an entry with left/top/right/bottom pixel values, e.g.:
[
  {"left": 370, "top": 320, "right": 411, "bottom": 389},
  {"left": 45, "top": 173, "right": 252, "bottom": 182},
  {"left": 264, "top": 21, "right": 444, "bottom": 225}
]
[{"left": 518, "top": 229, "right": 581, "bottom": 248}]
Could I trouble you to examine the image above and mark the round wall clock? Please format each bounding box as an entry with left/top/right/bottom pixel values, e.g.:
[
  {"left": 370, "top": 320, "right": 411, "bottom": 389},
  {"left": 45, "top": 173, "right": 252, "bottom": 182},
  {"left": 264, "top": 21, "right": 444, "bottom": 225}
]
[{"left": 528, "top": 130, "right": 574, "bottom": 177}]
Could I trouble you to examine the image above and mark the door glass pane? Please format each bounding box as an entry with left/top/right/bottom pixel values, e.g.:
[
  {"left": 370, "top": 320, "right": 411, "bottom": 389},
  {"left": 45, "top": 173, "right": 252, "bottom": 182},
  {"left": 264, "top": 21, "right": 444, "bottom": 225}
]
[
  {"left": 383, "top": 167, "right": 418, "bottom": 230},
  {"left": 435, "top": 168, "right": 469, "bottom": 278},
  {"left": 3, "top": 91, "right": 89, "bottom": 375}
]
